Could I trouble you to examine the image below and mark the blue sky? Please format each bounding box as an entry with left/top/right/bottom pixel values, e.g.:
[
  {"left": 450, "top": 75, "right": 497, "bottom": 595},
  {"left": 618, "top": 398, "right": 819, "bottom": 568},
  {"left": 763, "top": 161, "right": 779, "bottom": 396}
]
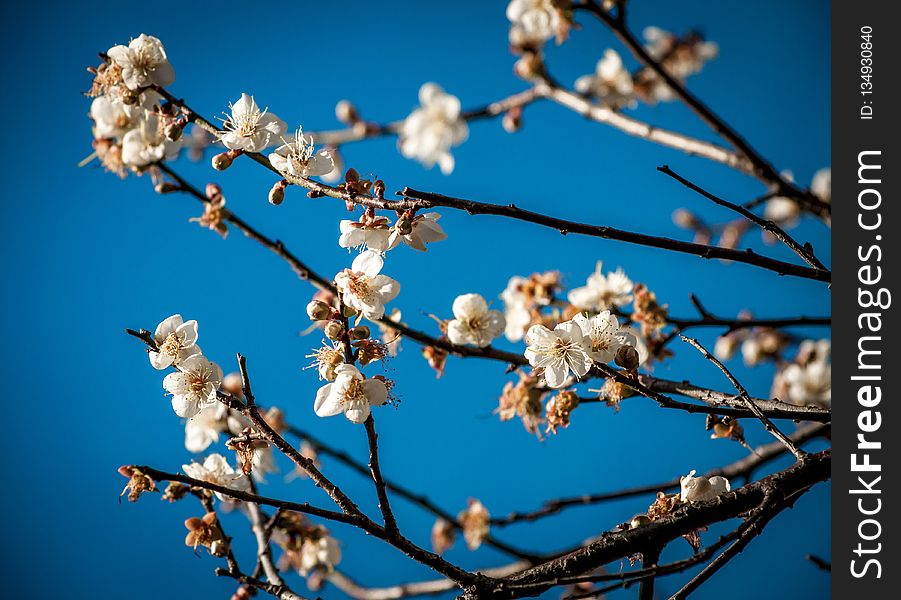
[{"left": 2, "top": 1, "right": 830, "bottom": 598}]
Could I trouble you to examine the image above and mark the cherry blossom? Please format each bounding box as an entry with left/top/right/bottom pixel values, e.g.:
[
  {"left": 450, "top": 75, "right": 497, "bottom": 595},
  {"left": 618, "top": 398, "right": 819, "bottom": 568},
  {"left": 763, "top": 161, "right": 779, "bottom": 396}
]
[
  {"left": 399, "top": 83, "right": 468, "bottom": 174},
  {"left": 388, "top": 212, "right": 448, "bottom": 251},
  {"left": 268, "top": 130, "right": 335, "bottom": 178},
  {"left": 219, "top": 94, "right": 287, "bottom": 153},
  {"left": 314, "top": 364, "right": 388, "bottom": 424},
  {"left": 575, "top": 49, "right": 635, "bottom": 109},
  {"left": 447, "top": 293, "right": 506, "bottom": 348},
  {"left": 90, "top": 95, "right": 141, "bottom": 139},
  {"left": 149, "top": 314, "right": 199, "bottom": 370},
  {"left": 524, "top": 321, "right": 593, "bottom": 388},
  {"left": 572, "top": 310, "right": 635, "bottom": 364},
  {"left": 334, "top": 250, "right": 400, "bottom": 320},
  {"left": 121, "top": 114, "right": 181, "bottom": 168},
  {"left": 107, "top": 34, "right": 175, "bottom": 90},
  {"left": 182, "top": 453, "right": 250, "bottom": 501},
  {"left": 680, "top": 470, "right": 731, "bottom": 503},
  {"left": 568, "top": 262, "right": 634, "bottom": 312},
  {"left": 299, "top": 536, "right": 341, "bottom": 576},
  {"left": 339, "top": 213, "right": 392, "bottom": 253},
  {"left": 507, "top": 0, "right": 568, "bottom": 45},
  {"left": 163, "top": 354, "right": 223, "bottom": 418}
]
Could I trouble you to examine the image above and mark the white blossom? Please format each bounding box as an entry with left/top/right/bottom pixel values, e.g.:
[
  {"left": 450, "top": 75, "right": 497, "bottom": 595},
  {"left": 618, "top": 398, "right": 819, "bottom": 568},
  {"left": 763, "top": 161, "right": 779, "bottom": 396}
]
[
  {"left": 575, "top": 50, "right": 635, "bottom": 108},
  {"left": 811, "top": 167, "right": 831, "bottom": 204},
  {"left": 299, "top": 536, "right": 341, "bottom": 576},
  {"left": 399, "top": 84, "right": 468, "bottom": 174},
  {"left": 219, "top": 94, "right": 287, "bottom": 152},
  {"left": 185, "top": 403, "right": 246, "bottom": 453},
  {"left": 268, "top": 130, "right": 335, "bottom": 178},
  {"left": 568, "top": 262, "right": 634, "bottom": 312},
  {"left": 121, "top": 113, "right": 181, "bottom": 167},
  {"left": 447, "top": 294, "right": 506, "bottom": 348},
  {"left": 572, "top": 310, "right": 635, "bottom": 364},
  {"left": 314, "top": 364, "right": 388, "bottom": 424},
  {"left": 90, "top": 95, "right": 141, "bottom": 139},
  {"left": 641, "top": 27, "right": 718, "bottom": 102},
  {"left": 507, "top": 0, "right": 564, "bottom": 45},
  {"left": 107, "top": 34, "right": 175, "bottom": 90},
  {"left": 334, "top": 250, "right": 400, "bottom": 320},
  {"left": 680, "top": 470, "right": 730, "bottom": 503},
  {"left": 252, "top": 446, "right": 279, "bottom": 482},
  {"left": 501, "top": 276, "right": 533, "bottom": 342},
  {"left": 182, "top": 453, "right": 250, "bottom": 501},
  {"left": 524, "top": 321, "right": 593, "bottom": 388},
  {"left": 339, "top": 214, "right": 392, "bottom": 253},
  {"left": 764, "top": 195, "right": 801, "bottom": 227},
  {"left": 149, "top": 314, "right": 200, "bottom": 370},
  {"left": 780, "top": 339, "right": 831, "bottom": 406},
  {"left": 185, "top": 403, "right": 227, "bottom": 453},
  {"left": 388, "top": 212, "right": 448, "bottom": 251},
  {"left": 163, "top": 354, "right": 223, "bottom": 418}
]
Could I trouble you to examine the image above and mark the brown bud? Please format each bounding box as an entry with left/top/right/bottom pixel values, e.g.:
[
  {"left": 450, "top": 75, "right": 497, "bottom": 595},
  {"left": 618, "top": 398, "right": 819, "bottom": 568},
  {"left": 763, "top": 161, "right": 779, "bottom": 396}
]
[
  {"left": 614, "top": 345, "right": 640, "bottom": 371},
  {"left": 269, "top": 180, "right": 288, "bottom": 206},
  {"left": 514, "top": 52, "right": 543, "bottom": 80},
  {"left": 205, "top": 183, "right": 222, "bottom": 200},
  {"left": 307, "top": 300, "right": 333, "bottom": 321},
  {"left": 154, "top": 182, "right": 180, "bottom": 194},
  {"left": 373, "top": 179, "right": 385, "bottom": 199},
  {"left": 672, "top": 208, "right": 699, "bottom": 229},
  {"left": 324, "top": 320, "right": 345, "bottom": 340},
  {"left": 335, "top": 100, "right": 359, "bottom": 124},
  {"left": 630, "top": 515, "right": 651, "bottom": 529},
  {"left": 212, "top": 151, "right": 233, "bottom": 171},
  {"left": 349, "top": 325, "right": 370, "bottom": 340},
  {"left": 222, "top": 372, "right": 245, "bottom": 398}
]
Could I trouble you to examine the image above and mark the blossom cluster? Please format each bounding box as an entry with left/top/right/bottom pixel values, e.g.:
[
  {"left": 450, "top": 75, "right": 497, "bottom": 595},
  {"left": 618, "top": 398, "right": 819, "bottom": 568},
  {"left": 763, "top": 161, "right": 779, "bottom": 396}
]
[
  {"left": 87, "top": 34, "right": 182, "bottom": 175},
  {"left": 524, "top": 310, "right": 637, "bottom": 388}
]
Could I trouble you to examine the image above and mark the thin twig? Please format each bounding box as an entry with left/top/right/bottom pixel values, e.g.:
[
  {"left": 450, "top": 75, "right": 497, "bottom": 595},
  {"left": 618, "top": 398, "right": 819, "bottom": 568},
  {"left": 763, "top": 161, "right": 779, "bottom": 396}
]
[
  {"left": 657, "top": 165, "right": 828, "bottom": 272},
  {"left": 364, "top": 415, "right": 399, "bottom": 535},
  {"left": 680, "top": 336, "right": 807, "bottom": 460}
]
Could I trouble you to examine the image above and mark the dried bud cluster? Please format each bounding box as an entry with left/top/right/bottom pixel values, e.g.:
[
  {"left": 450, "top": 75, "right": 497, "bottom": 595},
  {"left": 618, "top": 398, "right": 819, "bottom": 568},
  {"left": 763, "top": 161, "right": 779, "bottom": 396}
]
[
  {"left": 497, "top": 371, "right": 546, "bottom": 436},
  {"left": 118, "top": 466, "right": 157, "bottom": 502}
]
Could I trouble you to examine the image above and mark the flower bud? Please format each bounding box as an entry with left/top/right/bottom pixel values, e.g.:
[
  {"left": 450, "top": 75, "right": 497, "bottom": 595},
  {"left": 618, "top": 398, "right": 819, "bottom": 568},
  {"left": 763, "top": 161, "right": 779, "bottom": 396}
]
[
  {"left": 672, "top": 208, "right": 699, "bottom": 229},
  {"left": 210, "top": 539, "right": 230, "bottom": 557},
  {"left": 349, "top": 325, "right": 370, "bottom": 340},
  {"left": 205, "top": 183, "right": 222, "bottom": 200},
  {"left": 395, "top": 212, "right": 414, "bottom": 235},
  {"left": 335, "top": 99, "right": 359, "bottom": 124},
  {"left": 324, "top": 320, "right": 345, "bottom": 340},
  {"left": 614, "top": 345, "right": 640, "bottom": 371},
  {"left": 154, "top": 182, "right": 179, "bottom": 194},
  {"left": 630, "top": 515, "right": 651, "bottom": 529},
  {"left": 164, "top": 117, "right": 187, "bottom": 142},
  {"left": 222, "top": 372, "right": 245, "bottom": 398},
  {"left": 307, "top": 299, "right": 333, "bottom": 321},
  {"left": 373, "top": 179, "right": 385, "bottom": 199},
  {"left": 269, "top": 180, "right": 288, "bottom": 206},
  {"left": 212, "top": 151, "right": 233, "bottom": 171},
  {"left": 342, "top": 304, "right": 358, "bottom": 318},
  {"left": 502, "top": 107, "right": 523, "bottom": 133},
  {"left": 514, "top": 52, "right": 542, "bottom": 80}
]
